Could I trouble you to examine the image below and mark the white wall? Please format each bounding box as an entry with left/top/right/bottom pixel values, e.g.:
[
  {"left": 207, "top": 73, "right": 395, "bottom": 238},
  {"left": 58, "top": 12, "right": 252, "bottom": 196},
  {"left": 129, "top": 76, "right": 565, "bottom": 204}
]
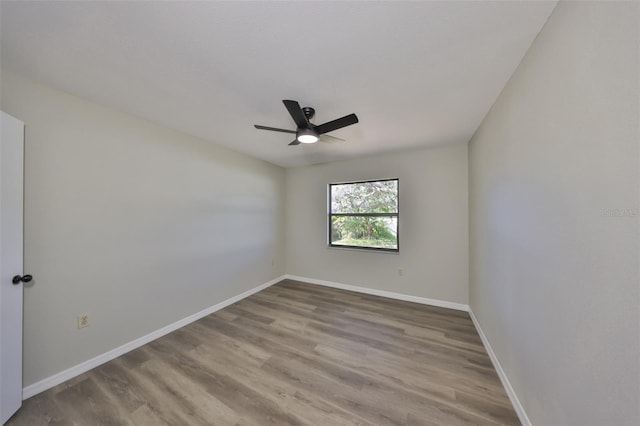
[
  {"left": 1, "top": 71, "right": 286, "bottom": 387},
  {"left": 469, "top": 2, "right": 639, "bottom": 425},
  {"left": 286, "top": 144, "right": 468, "bottom": 305}
]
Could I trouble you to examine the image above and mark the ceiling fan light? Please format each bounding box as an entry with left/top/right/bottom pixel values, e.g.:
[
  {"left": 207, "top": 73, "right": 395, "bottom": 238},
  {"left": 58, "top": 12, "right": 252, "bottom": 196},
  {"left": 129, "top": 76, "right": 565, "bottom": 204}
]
[
  {"left": 298, "top": 135, "right": 318, "bottom": 144},
  {"left": 297, "top": 129, "right": 319, "bottom": 144}
]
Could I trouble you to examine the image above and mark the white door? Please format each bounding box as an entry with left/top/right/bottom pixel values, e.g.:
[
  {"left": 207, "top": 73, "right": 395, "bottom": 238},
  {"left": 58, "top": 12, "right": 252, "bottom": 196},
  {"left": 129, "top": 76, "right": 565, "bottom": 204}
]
[{"left": 0, "top": 111, "right": 26, "bottom": 425}]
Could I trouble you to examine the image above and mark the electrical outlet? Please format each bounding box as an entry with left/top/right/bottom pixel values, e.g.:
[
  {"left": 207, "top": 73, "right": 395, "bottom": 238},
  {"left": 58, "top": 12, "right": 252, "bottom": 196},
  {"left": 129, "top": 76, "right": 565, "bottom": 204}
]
[
  {"left": 77, "top": 314, "right": 90, "bottom": 329},
  {"left": 397, "top": 268, "right": 404, "bottom": 277}
]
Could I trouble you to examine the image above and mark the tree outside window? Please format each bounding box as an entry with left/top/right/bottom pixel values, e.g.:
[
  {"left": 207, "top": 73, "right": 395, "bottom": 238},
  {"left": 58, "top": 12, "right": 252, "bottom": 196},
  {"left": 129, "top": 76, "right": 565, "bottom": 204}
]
[{"left": 329, "top": 179, "right": 398, "bottom": 252}]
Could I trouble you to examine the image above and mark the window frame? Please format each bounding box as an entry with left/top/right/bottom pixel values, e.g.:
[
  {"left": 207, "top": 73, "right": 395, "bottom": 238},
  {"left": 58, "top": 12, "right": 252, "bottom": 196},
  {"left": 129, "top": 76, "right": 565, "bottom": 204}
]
[{"left": 327, "top": 178, "right": 399, "bottom": 253}]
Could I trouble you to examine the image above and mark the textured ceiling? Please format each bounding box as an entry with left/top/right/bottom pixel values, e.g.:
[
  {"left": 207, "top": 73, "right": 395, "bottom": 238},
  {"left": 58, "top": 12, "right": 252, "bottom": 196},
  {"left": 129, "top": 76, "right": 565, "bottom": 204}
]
[{"left": 0, "top": 1, "right": 556, "bottom": 168}]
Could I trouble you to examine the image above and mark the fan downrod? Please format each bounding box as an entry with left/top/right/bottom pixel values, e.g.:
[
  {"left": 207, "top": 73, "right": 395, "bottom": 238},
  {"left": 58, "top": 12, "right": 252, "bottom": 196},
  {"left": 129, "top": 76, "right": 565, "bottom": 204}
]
[{"left": 302, "top": 107, "right": 315, "bottom": 121}]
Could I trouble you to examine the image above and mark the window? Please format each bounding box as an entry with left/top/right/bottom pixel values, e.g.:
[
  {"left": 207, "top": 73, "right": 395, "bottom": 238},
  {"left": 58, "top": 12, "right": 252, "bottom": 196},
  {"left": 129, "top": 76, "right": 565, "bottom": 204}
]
[{"left": 328, "top": 179, "right": 399, "bottom": 252}]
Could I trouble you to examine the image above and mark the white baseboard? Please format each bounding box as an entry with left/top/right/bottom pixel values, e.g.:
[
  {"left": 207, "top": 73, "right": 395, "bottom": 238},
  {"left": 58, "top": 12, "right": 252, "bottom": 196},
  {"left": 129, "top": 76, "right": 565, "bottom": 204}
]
[
  {"left": 284, "top": 274, "right": 469, "bottom": 312},
  {"left": 468, "top": 308, "right": 531, "bottom": 426},
  {"left": 22, "top": 275, "right": 286, "bottom": 400}
]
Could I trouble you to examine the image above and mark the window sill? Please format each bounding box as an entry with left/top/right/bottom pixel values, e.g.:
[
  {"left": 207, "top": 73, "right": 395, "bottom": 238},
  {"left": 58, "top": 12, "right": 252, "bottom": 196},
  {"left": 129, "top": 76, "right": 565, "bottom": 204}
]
[{"left": 327, "top": 245, "right": 399, "bottom": 254}]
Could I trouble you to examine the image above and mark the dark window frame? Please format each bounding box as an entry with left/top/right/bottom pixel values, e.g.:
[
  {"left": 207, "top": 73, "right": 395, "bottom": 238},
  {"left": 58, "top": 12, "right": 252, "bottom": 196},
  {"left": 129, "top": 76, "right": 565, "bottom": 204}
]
[{"left": 328, "top": 178, "right": 399, "bottom": 253}]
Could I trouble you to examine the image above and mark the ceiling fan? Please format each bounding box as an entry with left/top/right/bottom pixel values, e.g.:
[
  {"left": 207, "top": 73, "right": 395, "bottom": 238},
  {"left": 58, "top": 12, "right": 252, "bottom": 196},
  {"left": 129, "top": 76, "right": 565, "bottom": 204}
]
[{"left": 254, "top": 100, "right": 359, "bottom": 146}]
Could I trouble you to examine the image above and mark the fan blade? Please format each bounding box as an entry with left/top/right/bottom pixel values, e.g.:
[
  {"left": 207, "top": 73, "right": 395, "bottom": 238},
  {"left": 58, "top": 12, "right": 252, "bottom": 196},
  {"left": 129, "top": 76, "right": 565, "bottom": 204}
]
[
  {"left": 254, "top": 125, "right": 296, "bottom": 134},
  {"left": 288, "top": 139, "right": 301, "bottom": 146},
  {"left": 319, "top": 134, "right": 345, "bottom": 143},
  {"left": 315, "top": 113, "right": 359, "bottom": 135},
  {"left": 283, "top": 100, "right": 310, "bottom": 129}
]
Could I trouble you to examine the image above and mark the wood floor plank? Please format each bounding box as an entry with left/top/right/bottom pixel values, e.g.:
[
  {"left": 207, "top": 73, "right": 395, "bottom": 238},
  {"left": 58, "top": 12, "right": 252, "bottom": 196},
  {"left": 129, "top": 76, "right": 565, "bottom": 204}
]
[
  {"left": 52, "top": 376, "right": 132, "bottom": 426},
  {"left": 188, "top": 339, "right": 370, "bottom": 426},
  {"left": 7, "top": 279, "right": 519, "bottom": 425},
  {"left": 122, "top": 354, "right": 211, "bottom": 425}
]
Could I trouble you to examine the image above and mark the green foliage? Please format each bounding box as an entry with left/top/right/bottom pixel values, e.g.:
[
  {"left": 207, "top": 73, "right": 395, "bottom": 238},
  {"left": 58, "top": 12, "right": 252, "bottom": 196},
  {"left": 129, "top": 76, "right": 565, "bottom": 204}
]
[
  {"left": 331, "top": 217, "right": 396, "bottom": 241},
  {"left": 331, "top": 180, "right": 398, "bottom": 214}
]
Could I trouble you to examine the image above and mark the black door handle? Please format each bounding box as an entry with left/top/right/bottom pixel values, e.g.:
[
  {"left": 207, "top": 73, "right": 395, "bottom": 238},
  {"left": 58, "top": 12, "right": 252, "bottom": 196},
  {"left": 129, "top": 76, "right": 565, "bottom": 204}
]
[{"left": 12, "top": 275, "right": 32, "bottom": 285}]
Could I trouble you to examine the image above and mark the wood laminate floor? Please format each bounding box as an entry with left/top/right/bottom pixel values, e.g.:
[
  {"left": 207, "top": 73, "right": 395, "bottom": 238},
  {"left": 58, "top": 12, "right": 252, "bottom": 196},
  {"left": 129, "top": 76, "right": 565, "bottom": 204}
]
[{"left": 7, "top": 280, "right": 520, "bottom": 425}]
